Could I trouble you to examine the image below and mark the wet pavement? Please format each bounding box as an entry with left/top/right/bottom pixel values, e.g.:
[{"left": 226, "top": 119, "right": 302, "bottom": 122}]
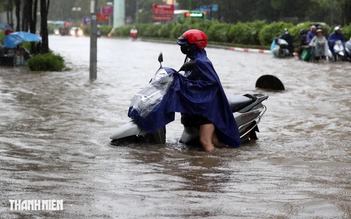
[{"left": 0, "top": 35, "right": 350, "bottom": 218}]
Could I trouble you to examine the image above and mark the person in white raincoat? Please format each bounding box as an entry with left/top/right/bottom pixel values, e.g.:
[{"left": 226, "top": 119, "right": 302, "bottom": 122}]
[{"left": 309, "top": 29, "right": 329, "bottom": 60}]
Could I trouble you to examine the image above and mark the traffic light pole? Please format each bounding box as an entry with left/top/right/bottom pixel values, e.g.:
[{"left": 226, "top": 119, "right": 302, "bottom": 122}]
[{"left": 90, "top": 0, "right": 98, "bottom": 80}]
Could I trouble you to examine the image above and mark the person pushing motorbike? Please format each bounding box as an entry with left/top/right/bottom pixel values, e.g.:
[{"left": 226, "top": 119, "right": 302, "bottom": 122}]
[
  {"left": 176, "top": 29, "right": 240, "bottom": 151},
  {"left": 128, "top": 29, "right": 240, "bottom": 151}
]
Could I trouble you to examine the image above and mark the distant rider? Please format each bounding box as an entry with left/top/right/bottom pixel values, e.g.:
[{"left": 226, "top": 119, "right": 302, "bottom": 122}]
[
  {"left": 328, "top": 26, "right": 346, "bottom": 59},
  {"left": 130, "top": 26, "right": 138, "bottom": 39},
  {"left": 306, "top": 25, "right": 317, "bottom": 44},
  {"left": 279, "top": 28, "right": 294, "bottom": 56},
  {"left": 309, "top": 29, "right": 329, "bottom": 60}
]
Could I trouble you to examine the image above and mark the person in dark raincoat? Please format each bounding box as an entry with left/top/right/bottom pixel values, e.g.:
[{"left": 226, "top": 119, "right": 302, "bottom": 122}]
[
  {"left": 175, "top": 29, "right": 239, "bottom": 151},
  {"left": 306, "top": 25, "right": 316, "bottom": 44},
  {"left": 279, "top": 28, "right": 294, "bottom": 56},
  {"left": 128, "top": 29, "right": 240, "bottom": 151},
  {"left": 328, "top": 26, "right": 346, "bottom": 58}
]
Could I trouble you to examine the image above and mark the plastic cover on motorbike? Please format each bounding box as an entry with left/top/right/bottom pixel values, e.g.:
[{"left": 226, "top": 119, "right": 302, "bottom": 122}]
[
  {"left": 271, "top": 38, "right": 289, "bottom": 57},
  {"left": 346, "top": 39, "right": 351, "bottom": 56},
  {"left": 130, "top": 68, "right": 174, "bottom": 118},
  {"left": 128, "top": 50, "right": 240, "bottom": 147}
]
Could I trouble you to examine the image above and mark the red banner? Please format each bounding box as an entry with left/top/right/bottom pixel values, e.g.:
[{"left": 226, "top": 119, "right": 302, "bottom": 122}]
[
  {"left": 152, "top": 4, "right": 174, "bottom": 22},
  {"left": 101, "top": 5, "right": 113, "bottom": 15},
  {"left": 97, "top": 12, "right": 109, "bottom": 22}
]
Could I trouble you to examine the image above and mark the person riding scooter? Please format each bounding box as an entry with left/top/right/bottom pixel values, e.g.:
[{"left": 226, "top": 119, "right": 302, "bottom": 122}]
[
  {"left": 279, "top": 28, "right": 294, "bottom": 56},
  {"left": 130, "top": 26, "right": 138, "bottom": 39},
  {"left": 328, "top": 26, "right": 346, "bottom": 61}
]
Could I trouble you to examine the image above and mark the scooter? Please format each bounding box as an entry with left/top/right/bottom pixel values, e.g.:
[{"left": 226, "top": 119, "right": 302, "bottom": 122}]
[
  {"left": 110, "top": 53, "right": 269, "bottom": 147},
  {"left": 130, "top": 28, "right": 138, "bottom": 40},
  {"left": 330, "top": 40, "right": 346, "bottom": 61},
  {"left": 271, "top": 38, "right": 291, "bottom": 58},
  {"left": 345, "top": 38, "right": 351, "bottom": 61}
]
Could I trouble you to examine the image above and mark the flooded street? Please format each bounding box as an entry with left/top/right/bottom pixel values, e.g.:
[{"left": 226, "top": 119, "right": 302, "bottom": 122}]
[{"left": 0, "top": 35, "right": 350, "bottom": 218}]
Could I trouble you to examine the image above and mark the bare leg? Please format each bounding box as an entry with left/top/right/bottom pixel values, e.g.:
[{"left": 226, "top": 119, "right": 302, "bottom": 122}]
[{"left": 199, "top": 124, "right": 215, "bottom": 152}]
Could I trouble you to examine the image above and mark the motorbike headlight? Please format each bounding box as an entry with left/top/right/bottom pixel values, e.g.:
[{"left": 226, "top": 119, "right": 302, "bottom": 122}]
[{"left": 78, "top": 29, "right": 83, "bottom": 36}]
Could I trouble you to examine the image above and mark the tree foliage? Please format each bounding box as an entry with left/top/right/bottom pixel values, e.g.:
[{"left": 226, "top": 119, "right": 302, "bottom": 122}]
[
  {"left": 40, "top": 0, "right": 50, "bottom": 53},
  {"left": 113, "top": 20, "right": 350, "bottom": 50},
  {"left": 27, "top": 52, "right": 66, "bottom": 71},
  {"left": 176, "top": 0, "right": 351, "bottom": 25},
  {"left": 2, "top": 0, "right": 349, "bottom": 26}
]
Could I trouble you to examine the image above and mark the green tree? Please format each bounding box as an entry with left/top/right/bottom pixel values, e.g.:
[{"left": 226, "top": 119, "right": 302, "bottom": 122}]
[
  {"left": 173, "top": 0, "right": 351, "bottom": 25},
  {"left": 309, "top": 0, "right": 351, "bottom": 25},
  {"left": 48, "top": 0, "right": 92, "bottom": 24},
  {"left": 136, "top": 0, "right": 163, "bottom": 23}
]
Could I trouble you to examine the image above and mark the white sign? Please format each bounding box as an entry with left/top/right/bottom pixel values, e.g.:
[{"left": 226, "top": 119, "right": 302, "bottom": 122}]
[{"left": 90, "top": 0, "right": 95, "bottom": 14}]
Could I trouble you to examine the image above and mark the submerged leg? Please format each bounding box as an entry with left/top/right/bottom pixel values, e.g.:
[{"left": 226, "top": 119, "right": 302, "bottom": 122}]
[
  {"left": 199, "top": 124, "right": 215, "bottom": 152},
  {"left": 212, "top": 131, "right": 228, "bottom": 148},
  {"left": 199, "top": 124, "right": 228, "bottom": 151}
]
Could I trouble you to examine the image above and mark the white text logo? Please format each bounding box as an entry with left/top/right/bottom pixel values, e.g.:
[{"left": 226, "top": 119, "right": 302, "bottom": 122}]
[{"left": 9, "top": 200, "right": 63, "bottom": 211}]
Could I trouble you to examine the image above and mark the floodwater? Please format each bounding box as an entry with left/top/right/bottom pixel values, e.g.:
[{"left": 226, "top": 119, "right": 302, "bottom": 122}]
[{"left": 0, "top": 35, "right": 350, "bottom": 218}]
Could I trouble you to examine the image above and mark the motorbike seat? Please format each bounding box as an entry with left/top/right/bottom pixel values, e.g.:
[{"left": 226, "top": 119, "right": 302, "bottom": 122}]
[{"left": 228, "top": 95, "right": 255, "bottom": 112}]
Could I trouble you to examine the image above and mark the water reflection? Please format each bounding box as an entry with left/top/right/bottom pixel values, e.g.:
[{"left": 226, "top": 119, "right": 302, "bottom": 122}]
[{"left": 128, "top": 147, "right": 239, "bottom": 193}]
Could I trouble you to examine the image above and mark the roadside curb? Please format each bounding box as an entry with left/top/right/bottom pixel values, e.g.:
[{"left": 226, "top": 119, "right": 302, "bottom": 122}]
[
  {"left": 209, "top": 44, "right": 299, "bottom": 57},
  {"left": 228, "top": 47, "right": 271, "bottom": 54}
]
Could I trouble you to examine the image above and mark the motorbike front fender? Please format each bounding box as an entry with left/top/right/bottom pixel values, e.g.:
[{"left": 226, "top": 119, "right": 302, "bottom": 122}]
[{"left": 110, "top": 120, "right": 146, "bottom": 140}]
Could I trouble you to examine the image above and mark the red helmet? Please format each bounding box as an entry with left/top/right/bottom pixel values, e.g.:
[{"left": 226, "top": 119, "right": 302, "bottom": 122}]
[{"left": 177, "top": 29, "right": 207, "bottom": 49}]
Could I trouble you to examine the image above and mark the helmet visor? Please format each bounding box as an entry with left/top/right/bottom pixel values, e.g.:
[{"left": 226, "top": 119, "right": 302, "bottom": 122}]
[{"left": 177, "top": 35, "right": 188, "bottom": 45}]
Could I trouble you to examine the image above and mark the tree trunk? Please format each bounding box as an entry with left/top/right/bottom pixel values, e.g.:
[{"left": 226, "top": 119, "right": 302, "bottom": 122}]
[
  {"left": 31, "top": 0, "right": 38, "bottom": 34},
  {"left": 40, "top": 0, "right": 50, "bottom": 53},
  {"left": 22, "top": 0, "right": 30, "bottom": 31},
  {"left": 343, "top": 0, "right": 351, "bottom": 25},
  {"left": 30, "top": 0, "right": 39, "bottom": 54},
  {"left": 15, "top": 0, "right": 21, "bottom": 31},
  {"left": 5, "top": 0, "right": 14, "bottom": 28}
]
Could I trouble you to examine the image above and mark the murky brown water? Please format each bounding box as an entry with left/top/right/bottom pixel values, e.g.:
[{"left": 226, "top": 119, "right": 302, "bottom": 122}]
[{"left": 1, "top": 35, "right": 350, "bottom": 218}]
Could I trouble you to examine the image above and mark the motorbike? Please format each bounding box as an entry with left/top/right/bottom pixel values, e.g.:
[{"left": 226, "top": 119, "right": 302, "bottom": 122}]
[
  {"left": 130, "top": 28, "right": 138, "bottom": 40},
  {"left": 330, "top": 40, "right": 346, "bottom": 61},
  {"left": 271, "top": 38, "right": 291, "bottom": 58},
  {"left": 110, "top": 53, "right": 269, "bottom": 147},
  {"left": 345, "top": 38, "right": 351, "bottom": 61}
]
